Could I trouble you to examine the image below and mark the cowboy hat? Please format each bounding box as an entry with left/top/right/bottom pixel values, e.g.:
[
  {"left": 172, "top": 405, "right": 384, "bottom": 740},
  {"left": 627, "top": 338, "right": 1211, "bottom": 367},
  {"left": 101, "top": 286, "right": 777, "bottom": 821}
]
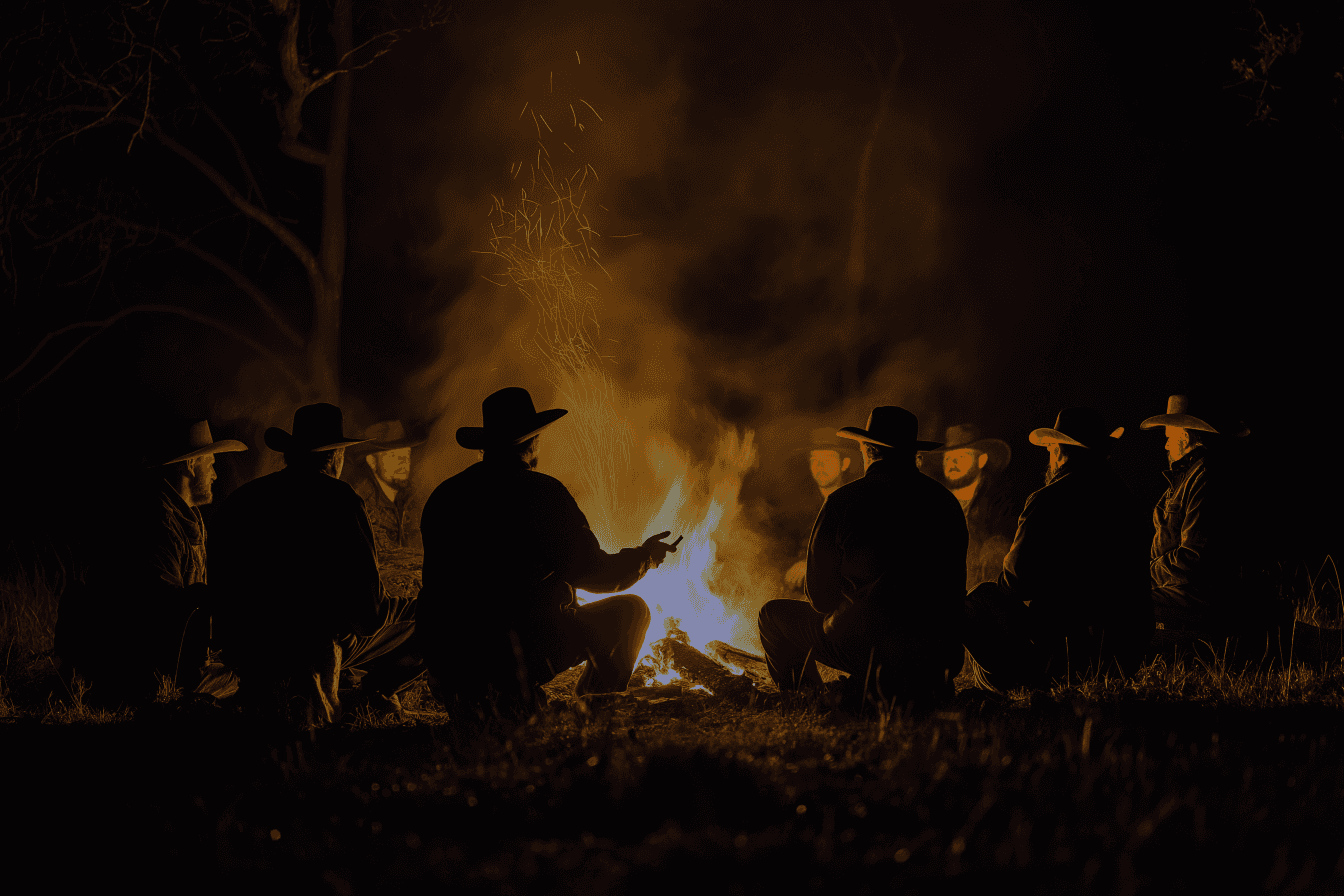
[
  {"left": 456, "top": 387, "right": 567, "bottom": 450},
  {"left": 264, "top": 403, "right": 369, "bottom": 454},
  {"left": 837, "top": 406, "right": 943, "bottom": 451},
  {"left": 792, "top": 426, "right": 858, "bottom": 456},
  {"left": 1139, "top": 394, "right": 1250, "bottom": 437},
  {"left": 161, "top": 420, "right": 248, "bottom": 465},
  {"left": 1029, "top": 407, "right": 1124, "bottom": 449},
  {"left": 350, "top": 419, "right": 426, "bottom": 456},
  {"left": 918, "top": 423, "right": 1011, "bottom": 474}
]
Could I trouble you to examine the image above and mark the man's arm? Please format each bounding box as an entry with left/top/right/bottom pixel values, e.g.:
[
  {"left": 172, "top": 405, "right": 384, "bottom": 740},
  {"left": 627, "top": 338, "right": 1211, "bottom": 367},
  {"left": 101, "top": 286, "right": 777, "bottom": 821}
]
[
  {"left": 804, "top": 498, "right": 844, "bottom": 615},
  {"left": 546, "top": 481, "right": 657, "bottom": 594},
  {"left": 1150, "top": 467, "right": 1219, "bottom": 590}
]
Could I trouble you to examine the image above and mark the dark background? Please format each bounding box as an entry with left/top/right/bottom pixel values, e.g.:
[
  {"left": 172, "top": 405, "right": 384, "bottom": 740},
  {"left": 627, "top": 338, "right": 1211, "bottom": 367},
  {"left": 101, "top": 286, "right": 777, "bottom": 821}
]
[{"left": 1, "top": 1, "right": 1339, "bottom": 573}]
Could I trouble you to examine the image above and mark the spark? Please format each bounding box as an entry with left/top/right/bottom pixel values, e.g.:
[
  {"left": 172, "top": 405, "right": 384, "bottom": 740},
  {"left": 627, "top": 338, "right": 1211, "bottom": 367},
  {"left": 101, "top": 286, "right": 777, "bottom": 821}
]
[
  {"left": 538, "top": 141, "right": 550, "bottom": 159},
  {"left": 530, "top": 109, "right": 541, "bottom": 139},
  {"left": 610, "top": 233, "right": 641, "bottom": 238},
  {"left": 579, "top": 99, "right": 603, "bottom": 122},
  {"left": 576, "top": 50, "right": 581, "bottom": 64},
  {"left": 579, "top": 123, "right": 585, "bottom": 132},
  {"left": 563, "top": 142, "right": 574, "bottom": 153},
  {"left": 518, "top": 101, "right": 529, "bottom": 120},
  {"left": 587, "top": 163, "right": 600, "bottom": 181},
  {"left": 550, "top": 72, "right": 553, "bottom": 93},
  {"left": 570, "top": 104, "right": 577, "bottom": 127},
  {"left": 538, "top": 112, "right": 553, "bottom": 133}
]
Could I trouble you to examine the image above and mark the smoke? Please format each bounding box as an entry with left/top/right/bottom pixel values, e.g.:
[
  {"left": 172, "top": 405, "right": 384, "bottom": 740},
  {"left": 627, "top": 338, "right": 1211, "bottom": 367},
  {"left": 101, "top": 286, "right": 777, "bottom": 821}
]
[{"left": 356, "top": 1, "right": 1072, "bottom": 612}]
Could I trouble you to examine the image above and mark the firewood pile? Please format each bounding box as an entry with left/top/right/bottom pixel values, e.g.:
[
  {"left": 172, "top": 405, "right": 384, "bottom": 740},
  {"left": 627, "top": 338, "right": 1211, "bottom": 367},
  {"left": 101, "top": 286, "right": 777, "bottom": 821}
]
[{"left": 640, "top": 618, "right": 771, "bottom": 702}]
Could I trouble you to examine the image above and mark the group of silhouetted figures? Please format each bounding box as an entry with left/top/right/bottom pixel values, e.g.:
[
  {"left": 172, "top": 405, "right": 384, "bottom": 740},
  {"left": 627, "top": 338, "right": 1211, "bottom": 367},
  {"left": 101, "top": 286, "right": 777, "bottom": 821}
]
[{"left": 51, "top": 388, "right": 1336, "bottom": 729}]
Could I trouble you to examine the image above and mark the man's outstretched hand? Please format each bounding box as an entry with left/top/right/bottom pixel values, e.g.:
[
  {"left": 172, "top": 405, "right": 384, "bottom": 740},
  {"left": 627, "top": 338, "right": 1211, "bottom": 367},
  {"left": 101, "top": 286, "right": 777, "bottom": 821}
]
[{"left": 643, "top": 531, "right": 681, "bottom": 568}]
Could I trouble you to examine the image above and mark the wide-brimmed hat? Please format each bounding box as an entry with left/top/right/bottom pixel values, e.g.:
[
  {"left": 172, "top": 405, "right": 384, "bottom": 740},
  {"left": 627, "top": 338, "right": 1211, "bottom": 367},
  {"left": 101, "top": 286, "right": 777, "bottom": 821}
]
[
  {"left": 1029, "top": 407, "right": 1124, "bottom": 449},
  {"left": 793, "top": 426, "right": 857, "bottom": 456},
  {"left": 456, "top": 387, "right": 567, "bottom": 450},
  {"left": 161, "top": 420, "right": 248, "bottom": 465},
  {"left": 918, "top": 423, "right": 1011, "bottom": 474},
  {"left": 264, "top": 403, "right": 369, "bottom": 454},
  {"left": 837, "top": 406, "right": 943, "bottom": 451},
  {"left": 351, "top": 419, "right": 426, "bottom": 456},
  {"left": 1139, "top": 395, "right": 1250, "bottom": 437}
]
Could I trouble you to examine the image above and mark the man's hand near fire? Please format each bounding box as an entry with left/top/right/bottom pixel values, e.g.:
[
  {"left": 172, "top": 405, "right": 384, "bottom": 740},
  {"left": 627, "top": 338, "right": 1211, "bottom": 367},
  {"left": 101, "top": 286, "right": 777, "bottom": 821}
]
[{"left": 643, "top": 531, "right": 681, "bottom": 569}]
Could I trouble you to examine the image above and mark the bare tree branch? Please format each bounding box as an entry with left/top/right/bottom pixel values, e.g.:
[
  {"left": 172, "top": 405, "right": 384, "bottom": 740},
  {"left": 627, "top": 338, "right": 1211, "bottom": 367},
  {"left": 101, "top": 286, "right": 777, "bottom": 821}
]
[{"left": 6, "top": 302, "right": 307, "bottom": 396}]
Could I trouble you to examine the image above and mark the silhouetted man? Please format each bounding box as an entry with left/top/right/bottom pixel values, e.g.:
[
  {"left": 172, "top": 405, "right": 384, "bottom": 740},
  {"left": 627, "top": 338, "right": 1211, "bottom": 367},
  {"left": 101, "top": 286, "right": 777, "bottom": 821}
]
[
  {"left": 758, "top": 406, "right": 967, "bottom": 710},
  {"left": 920, "top": 424, "right": 1016, "bottom": 589},
  {"left": 784, "top": 427, "right": 856, "bottom": 592},
  {"left": 1141, "top": 395, "right": 1281, "bottom": 656},
  {"left": 961, "top": 409, "right": 1152, "bottom": 691},
  {"left": 417, "top": 387, "right": 676, "bottom": 711},
  {"left": 211, "top": 404, "right": 419, "bottom": 728},
  {"left": 54, "top": 420, "right": 246, "bottom": 706}
]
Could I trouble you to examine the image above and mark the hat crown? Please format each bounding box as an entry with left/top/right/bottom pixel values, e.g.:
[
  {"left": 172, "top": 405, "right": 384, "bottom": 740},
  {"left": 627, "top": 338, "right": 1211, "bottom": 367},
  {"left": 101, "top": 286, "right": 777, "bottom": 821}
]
[
  {"left": 482, "top": 387, "right": 540, "bottom": 431},
  {"left": 1052, "top": 407, "right": 1116, "bottom": 448},
  {"left": 1166, "top": 394, "right": 1189, "bottom": 415},
  {"left": 363, "top": 419, "right": 407, "bottom": 442},
  {"left": 185, "top": 420, "right": 215, "bottom": 450},
  {"left": 943, "top": 423, "right": 981, "bottom": 449},
  {"left": 864, "top": 406, "right": 919, "bottom": 444}
]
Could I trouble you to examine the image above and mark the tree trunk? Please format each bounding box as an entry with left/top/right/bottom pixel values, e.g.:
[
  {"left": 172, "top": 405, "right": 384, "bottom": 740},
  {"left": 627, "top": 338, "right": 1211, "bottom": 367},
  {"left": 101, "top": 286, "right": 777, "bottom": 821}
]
[{"left": 310, "top": 0, "right": 353, "bottom": 404}]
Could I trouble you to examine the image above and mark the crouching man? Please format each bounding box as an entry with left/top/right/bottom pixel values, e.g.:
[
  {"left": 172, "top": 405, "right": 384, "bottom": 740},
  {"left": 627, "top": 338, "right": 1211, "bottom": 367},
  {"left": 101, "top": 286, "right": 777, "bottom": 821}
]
[
  {"left": 211, "top": 404, "right": 421, "bottom": 728},
  {"left": 758, "top": 406, "right": 968, "bottom": 712},
  {"left": 417, "top": 387, "right": 676, "bottom": 713},
  {"left": 961, "top": 408, "right": 1152, "bottom": 691},
  {"left": 54, "top": 419, "right": 246, "bottom": 706}
]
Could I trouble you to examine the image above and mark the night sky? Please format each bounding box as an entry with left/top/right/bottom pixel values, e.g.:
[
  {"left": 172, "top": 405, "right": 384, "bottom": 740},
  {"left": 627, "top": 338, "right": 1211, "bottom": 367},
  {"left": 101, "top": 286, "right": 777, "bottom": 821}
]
[{"left": 2, "top": 1, "right": 1340, "bottom": 567}]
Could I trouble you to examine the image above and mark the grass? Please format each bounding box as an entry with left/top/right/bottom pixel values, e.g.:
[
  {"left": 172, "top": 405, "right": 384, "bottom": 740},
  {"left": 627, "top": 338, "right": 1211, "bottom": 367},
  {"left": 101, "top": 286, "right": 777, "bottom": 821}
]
[{"left": 3, "top": 557, "right": 1344, "bottom": 891}]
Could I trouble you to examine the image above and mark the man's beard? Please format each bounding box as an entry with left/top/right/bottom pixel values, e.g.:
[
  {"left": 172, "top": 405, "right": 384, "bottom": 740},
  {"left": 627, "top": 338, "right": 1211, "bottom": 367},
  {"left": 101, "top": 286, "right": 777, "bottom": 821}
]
[
  {"left": 1043, "top": 459, "right": 1063, "bottom": 486},
  {"left": 945, "top": 464, "right": 981, "bottom": 490},
  {"left": 379, "top": 472, "right": 411, "bottom": 491},
  {"left": 189, "top": 481, "right": 213, "bottom": 505}
]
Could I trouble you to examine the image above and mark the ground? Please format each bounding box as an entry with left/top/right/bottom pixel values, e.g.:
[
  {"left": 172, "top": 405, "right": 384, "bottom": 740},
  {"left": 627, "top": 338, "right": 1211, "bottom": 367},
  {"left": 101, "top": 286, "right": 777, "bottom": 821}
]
[{"left": 2, "top": 657, "right": 1344, "bottom": 894}]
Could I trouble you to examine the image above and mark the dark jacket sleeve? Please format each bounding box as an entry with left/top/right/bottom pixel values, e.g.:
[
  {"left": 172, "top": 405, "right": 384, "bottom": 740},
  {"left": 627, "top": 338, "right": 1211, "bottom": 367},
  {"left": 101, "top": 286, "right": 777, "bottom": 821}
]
[
  {"left": 1150, "top": 465, "right": 1218, "bottom": 590},
  {"left": 998, "top": 488, "right": 1054, "bottom": 604},
  {"left": 331, "top": 490, "right": 387, "bottom": 637},
  {"left": 804, "top": 497, "right": 845, "bottom": 615},
  {"left": 545, "top": 481, "right": 653, "bottom": 595}
]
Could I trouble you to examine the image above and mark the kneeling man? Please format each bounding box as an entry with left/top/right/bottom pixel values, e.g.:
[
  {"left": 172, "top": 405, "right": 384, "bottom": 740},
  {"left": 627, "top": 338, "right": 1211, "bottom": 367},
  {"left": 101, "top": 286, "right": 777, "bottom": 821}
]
[
  {"left": 417, "top": 387, "right": 676, "bottom": 710},
  {"left": 758, "top": 406, "right": 968, "bottom": 710}
]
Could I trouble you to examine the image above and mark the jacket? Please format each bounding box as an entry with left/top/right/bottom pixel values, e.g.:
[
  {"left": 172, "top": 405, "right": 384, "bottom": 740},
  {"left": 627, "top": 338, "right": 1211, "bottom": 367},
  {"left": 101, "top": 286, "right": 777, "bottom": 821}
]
[{"left": 805, "top": 459, "right": 967, "bottom": 663}]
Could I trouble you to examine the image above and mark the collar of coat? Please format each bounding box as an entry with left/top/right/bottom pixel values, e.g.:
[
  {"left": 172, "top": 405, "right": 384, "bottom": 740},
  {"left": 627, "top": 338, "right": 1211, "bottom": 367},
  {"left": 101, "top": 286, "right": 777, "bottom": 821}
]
[{"left": 1163, "top": 444, "right": 1207, "bottom": 486}]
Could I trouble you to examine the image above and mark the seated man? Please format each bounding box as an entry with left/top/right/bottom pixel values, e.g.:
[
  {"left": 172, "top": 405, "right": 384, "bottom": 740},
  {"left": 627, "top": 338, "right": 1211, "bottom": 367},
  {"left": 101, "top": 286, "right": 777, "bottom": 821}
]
[
  {"left": 417, "top": 387, "right": 676, "bottom": 712},
  {"left": 1140, "top": 395, "right": 1282, "bottom": 658},
  {"left": 758, "top": 406, "right": 968, "bottom": 711},
  {"left": 345, "top": 419, "right": 425, "bottom": 601},
  {"left": 54, "top": 419, "right": 246, "bottom": 706},
  {"left": 961, "top": 409, "right": 1152, "bottom": 691},
  {"left": 783, "top": 427, "right": 855, "bottom": 593},
  {"left": 919, "top": 424, "right": 1016, "bottom": 590},
  {"left": 210, "top": 404, "right": 421, "bottom": 728}
]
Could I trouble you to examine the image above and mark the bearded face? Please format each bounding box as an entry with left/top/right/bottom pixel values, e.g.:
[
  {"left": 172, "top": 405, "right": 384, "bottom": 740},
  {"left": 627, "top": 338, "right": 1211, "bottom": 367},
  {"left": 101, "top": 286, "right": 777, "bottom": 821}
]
[
  {"left": 187, "top": 454, "right": 216, "bottom": 506},
  {"left": 1044, "top": 443, "right": 1064, "bottom": 485},
  {"left": 1164, "top": 426, "right": 1194, "bottom": 465},
  {"left": 942, "top": 448, "right": 984, "bottom": 489},
  {"left": 370, "top": 447, "right": 412, "bottom": 490}
]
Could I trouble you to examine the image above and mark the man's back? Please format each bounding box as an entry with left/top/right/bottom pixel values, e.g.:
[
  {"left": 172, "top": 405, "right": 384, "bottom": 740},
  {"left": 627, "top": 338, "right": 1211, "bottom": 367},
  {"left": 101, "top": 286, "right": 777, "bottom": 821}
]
[
  {"left": 212, "top": 466, "right": 382, "bottom": 648},
  {"left": 1001, "top": 458, "right": 1151, "bottom": 654},
  {"left": 806, "top": 460, "right": 968, "bottom": 649}
]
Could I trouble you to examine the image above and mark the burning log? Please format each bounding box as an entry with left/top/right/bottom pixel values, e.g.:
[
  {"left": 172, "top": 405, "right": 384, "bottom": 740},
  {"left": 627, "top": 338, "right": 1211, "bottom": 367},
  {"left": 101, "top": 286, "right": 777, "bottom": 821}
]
[
  {"left": 650, "top": 619, "right": 758, "bottom": 701},
  {"left": 705, "top": 641, "right": 771, "bottom": 686}
]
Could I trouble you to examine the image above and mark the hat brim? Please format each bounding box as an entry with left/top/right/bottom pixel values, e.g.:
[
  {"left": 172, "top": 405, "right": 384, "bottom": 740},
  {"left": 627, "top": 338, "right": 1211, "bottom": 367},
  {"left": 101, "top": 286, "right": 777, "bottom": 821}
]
[
  {"left": 1139, "top": 414, "right": 1220, "bottom": 433},
  {"left": 350, "top": 437, "right": 427, "bottom": 455},
  {"left": 162, "top": 439, "right": 248, "bottom": 465},
  {"left": 1029, "top": 427, "right": 1125, "bottom": 448},
  {"left": 837, "top": 427, "right": 943, "bottom": 451},
  {"left": 456, "top": 408, "right": 567, "bottom": 450},
  {"left": 264, "top": 427, "right": 370, "bottom": 454}
]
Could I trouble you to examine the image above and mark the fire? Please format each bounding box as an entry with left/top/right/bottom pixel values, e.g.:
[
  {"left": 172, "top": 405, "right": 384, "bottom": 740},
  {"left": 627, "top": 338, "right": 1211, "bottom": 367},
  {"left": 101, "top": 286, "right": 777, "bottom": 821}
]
[{"left": 574, "top": 426, "right": 765, "bottom": 684}]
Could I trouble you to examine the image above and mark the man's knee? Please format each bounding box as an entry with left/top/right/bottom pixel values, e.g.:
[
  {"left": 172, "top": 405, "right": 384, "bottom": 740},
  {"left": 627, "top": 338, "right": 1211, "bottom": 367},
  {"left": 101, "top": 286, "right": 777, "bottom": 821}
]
[
  {"left": 757, "top": 599, "right": 791, "bottom": 642},
  {"left": 612, "top": 593, "right": 651, "bottom": 629}
]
